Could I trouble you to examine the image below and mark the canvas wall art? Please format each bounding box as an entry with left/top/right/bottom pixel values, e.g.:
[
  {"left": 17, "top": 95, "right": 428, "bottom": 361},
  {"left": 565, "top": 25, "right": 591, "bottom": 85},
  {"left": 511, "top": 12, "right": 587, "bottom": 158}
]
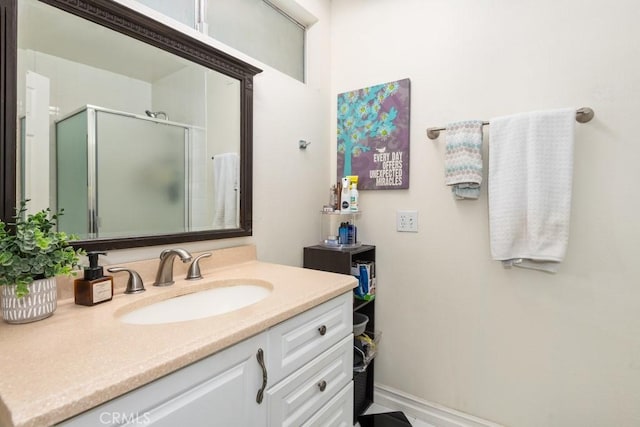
[{"left": 337, "top": 78, "right": 410, "bottom": 190}]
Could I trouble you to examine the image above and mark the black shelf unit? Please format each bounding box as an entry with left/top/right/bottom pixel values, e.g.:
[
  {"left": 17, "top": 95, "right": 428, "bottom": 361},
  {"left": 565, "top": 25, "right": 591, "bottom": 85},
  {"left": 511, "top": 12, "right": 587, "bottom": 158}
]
[{"left": 303, "top": 244, "right": 376, "bottom": 423}]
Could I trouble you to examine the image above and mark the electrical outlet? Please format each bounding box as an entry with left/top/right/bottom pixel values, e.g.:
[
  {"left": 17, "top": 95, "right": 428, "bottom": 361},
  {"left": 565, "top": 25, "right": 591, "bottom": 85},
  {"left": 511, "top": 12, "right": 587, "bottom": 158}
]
[{"left": 396, "top": 210, "right": 418, "bottom": 232}]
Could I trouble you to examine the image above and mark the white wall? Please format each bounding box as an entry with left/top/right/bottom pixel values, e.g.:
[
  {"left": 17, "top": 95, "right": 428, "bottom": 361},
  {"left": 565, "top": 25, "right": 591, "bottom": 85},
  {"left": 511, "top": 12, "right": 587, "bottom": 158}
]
[
  {"left": 331, "top": 0, "right": 640, "bottom": 426},
  {"left": 18, "top": 49, "right": 152, "bottom": 119},
  {"left": 239, "top": 0, "right": 333, "bottom": 265},
  {"left": 152, "top": 65, "right": 206, "bottom": 126},
  {"left": 103, "top": 0, "right": 332, "bottom": 268}
]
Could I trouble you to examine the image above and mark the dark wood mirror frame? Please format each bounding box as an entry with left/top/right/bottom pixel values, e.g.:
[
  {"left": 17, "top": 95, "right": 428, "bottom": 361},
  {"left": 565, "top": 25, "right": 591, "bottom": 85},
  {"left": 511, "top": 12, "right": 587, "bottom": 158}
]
[{"left": 0, "top": 0, "right": 261, "bottom": 251}]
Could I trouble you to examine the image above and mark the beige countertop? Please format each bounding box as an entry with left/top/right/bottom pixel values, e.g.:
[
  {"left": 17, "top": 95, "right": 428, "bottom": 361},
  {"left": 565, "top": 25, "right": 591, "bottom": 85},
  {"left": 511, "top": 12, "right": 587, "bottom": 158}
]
[{"left": 0, "top": 245, "right": 357, "bottom": 427}]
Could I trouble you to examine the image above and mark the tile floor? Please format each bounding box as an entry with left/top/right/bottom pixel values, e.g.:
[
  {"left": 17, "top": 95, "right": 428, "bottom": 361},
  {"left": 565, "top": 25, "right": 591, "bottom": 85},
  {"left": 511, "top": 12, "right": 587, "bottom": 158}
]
[{"left": 355, "top": 403, "right": 436, "bottom": 427}]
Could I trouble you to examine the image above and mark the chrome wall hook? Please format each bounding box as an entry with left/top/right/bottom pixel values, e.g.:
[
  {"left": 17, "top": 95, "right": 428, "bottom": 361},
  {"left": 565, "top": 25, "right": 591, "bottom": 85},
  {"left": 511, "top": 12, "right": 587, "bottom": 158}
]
[{"left": 299, "top": 140, "right": 311, "bottom": 149}]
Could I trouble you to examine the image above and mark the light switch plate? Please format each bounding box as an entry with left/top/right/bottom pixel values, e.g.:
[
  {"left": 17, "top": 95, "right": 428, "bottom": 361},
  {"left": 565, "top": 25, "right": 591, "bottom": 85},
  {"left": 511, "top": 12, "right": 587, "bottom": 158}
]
[{"left": 397, "top": 210, "right": 418, "bottom": 232}]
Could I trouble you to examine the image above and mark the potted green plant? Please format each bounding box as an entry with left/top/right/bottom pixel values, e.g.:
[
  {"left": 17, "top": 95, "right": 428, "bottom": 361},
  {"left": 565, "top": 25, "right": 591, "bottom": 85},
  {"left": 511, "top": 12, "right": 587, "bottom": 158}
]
[{"left": 0, "top": 201, "right": 84, "bottom": 324}]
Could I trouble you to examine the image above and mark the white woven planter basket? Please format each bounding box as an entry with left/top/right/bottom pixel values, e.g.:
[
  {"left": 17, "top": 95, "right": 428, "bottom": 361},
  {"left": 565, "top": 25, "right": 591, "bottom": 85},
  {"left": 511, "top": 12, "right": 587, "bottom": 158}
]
[{"left": 1, "top": 277, "right": 57, "bottom": 324}]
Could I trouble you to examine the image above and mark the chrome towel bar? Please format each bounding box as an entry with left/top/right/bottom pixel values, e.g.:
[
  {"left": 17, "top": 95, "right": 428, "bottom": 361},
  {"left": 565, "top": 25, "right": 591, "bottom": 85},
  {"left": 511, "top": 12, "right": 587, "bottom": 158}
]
[{"left": 426, "top": 107, "right": 594, "bottom": 140}]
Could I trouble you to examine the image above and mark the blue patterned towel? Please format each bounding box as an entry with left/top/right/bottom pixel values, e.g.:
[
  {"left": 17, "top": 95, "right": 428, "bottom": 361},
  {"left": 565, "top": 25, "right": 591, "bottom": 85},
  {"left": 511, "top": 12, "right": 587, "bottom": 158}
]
[{"left": 444, "top": 120, "right": 484, "bottom": 199}]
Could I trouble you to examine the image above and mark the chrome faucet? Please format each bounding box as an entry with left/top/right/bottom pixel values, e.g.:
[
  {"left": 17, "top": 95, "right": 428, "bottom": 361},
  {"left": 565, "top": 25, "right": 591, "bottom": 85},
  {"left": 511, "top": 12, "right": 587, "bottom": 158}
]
[{"left": 153, "top": 248, "right": 192, "bottom": 286}]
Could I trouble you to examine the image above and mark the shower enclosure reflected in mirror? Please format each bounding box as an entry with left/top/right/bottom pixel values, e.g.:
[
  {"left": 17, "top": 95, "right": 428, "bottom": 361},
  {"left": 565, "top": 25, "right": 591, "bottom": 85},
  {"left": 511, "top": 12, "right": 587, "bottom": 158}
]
[
  {"left": 54, "top": 105, "right": 204, "bottom": 239},
  {"left": 2, "top": 0, "right": 261, "bottom": 250}
]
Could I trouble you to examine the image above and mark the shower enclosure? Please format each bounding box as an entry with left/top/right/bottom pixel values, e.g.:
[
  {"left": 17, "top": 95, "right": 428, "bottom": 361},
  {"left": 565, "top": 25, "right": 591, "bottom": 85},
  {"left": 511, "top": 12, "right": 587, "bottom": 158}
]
[{"left": 56, "top": 105, "right": 193, "bottom": 239}]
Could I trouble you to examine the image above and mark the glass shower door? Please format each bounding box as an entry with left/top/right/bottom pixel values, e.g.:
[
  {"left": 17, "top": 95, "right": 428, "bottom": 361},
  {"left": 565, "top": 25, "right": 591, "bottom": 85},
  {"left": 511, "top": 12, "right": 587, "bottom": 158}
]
[
  {"left": 95, "top": 111, "right": 187, "bottom": 238},
  {"left": 56, "top": 110, "right": 90, "bottom": 238}
]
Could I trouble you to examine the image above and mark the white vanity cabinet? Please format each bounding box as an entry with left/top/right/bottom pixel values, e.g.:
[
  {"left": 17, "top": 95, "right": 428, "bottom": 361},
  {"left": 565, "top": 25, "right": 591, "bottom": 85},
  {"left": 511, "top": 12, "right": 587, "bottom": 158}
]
[
  {"left": 58, "top": 292, "right": 352, "bottom": 427},
  {"left": 59, "top": 332, "right": 268, "bottom": 427}
]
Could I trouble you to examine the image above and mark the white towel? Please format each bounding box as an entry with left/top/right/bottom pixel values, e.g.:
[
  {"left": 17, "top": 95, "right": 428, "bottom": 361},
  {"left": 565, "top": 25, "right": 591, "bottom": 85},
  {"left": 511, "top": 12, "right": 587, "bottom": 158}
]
[
  {"left": 444, "top": 120, "right": 484, "bottom": 199},
  {"left": 212, "top": 153, "right": 239, "bottom": 229},
  {"left": 488, "top": 108, "right": 575, "bottom": 273}
]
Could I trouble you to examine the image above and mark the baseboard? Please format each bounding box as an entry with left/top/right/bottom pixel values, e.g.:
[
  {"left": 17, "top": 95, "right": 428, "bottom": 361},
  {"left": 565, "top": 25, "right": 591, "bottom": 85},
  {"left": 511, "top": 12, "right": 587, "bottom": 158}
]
[{"left": 373, "top": 384, "right": 504, "bottom": 427}]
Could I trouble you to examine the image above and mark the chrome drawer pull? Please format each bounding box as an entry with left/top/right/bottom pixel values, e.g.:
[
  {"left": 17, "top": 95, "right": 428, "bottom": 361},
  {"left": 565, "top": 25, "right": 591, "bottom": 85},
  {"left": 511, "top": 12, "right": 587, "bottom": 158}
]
[
  {"left": 318, "top": 325, "right": 327, "bottom": 336},
  {"left": 317, "top": 380, "right": 327, "bottom": 392},
  {"left": 256, "top": 348, "right": 267, "bottom": 404}
]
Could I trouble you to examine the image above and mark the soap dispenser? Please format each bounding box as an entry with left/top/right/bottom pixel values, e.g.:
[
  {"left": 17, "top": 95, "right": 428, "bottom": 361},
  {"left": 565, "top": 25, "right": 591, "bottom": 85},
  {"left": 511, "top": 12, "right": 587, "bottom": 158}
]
[{"left": 74, "top": 251, "right": 114, "bottom": 306}]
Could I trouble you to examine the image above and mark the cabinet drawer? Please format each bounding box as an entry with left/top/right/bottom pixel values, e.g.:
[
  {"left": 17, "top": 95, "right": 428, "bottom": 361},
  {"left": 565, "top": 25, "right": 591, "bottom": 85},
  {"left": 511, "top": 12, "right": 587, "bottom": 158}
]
[
  {"left": 266, "top": 334, "right": 353, "bottom": 427},
  {"left": 302, "top": 382, "right": 353, "bottom": 427},
  {"left": 267, "top": 292, "right": 352, "bottom": 385}
]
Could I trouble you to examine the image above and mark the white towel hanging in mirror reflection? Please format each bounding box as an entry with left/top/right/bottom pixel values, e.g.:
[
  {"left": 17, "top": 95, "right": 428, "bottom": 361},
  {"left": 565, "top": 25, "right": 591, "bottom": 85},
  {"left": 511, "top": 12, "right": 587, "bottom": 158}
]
[{"left": 212, "top": 153, "right": 239, "bottom": 229}]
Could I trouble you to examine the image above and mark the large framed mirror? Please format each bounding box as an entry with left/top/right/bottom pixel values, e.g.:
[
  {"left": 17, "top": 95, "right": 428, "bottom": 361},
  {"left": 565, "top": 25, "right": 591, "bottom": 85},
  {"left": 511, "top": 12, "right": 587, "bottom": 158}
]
[{"left": 0, "top": 0, "right": 261, "bottom": 250}]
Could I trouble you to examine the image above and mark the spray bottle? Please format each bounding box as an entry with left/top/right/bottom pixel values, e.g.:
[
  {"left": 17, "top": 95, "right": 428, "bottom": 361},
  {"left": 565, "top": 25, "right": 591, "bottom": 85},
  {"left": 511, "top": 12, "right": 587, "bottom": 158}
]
[{"left": 340, "top": 177, "right": 350, "bottom": 211}]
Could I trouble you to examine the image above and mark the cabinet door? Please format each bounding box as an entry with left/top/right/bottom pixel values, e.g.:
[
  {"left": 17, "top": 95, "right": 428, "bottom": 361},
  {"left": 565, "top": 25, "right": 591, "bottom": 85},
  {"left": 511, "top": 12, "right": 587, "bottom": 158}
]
[
  {"left": 146, "top": 334, "right": 267, "bottom": 427},
  {"left": 59, "top": 333, "right": 267, "bottom": 427}
]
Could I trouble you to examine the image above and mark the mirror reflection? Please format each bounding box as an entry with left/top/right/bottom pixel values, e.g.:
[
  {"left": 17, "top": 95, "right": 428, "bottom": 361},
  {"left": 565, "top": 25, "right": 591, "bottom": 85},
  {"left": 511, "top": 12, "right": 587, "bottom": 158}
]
[{"left": 17, "top": 0, "right": 242, "bottom": 240}]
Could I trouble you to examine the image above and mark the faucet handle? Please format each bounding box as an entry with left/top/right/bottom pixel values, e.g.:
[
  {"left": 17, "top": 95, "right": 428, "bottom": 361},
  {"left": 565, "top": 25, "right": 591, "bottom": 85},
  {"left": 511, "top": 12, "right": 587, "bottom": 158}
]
[
  {"left": 107, "top": 267, "right": 146, "bottom": 294},
  {"left": 186, "top": 253, "right": 212, "bottom": 281}
]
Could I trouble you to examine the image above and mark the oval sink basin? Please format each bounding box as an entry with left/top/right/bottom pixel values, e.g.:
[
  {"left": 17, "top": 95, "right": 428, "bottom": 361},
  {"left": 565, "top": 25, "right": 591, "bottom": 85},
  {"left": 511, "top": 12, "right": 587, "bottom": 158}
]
[{"left": 120, "top": 284, "right": 272, "bottom": 325}]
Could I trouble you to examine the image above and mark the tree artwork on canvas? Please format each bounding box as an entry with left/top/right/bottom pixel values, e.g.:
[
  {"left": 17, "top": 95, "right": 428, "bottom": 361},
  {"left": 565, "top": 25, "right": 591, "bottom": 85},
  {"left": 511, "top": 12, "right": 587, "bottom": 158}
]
[{"left": 337, "top": 78, "right": 410, "bottom": 190}]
